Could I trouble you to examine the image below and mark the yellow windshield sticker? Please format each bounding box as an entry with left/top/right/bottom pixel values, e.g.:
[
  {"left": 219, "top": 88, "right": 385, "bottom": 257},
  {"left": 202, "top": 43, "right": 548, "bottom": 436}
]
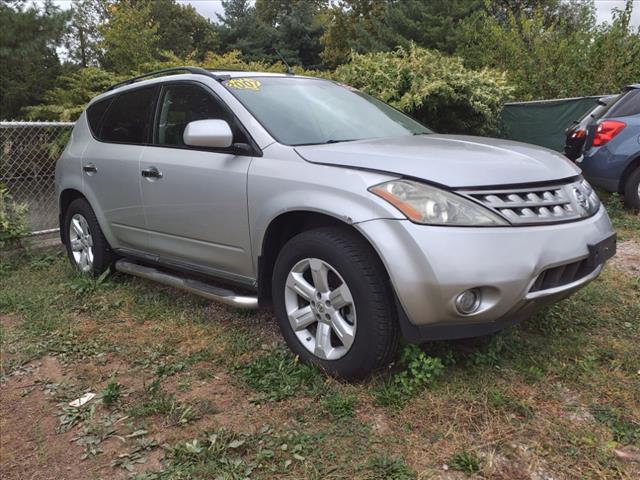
[{"left": 226, "top": 78, "right": 261, "bottom": 91}]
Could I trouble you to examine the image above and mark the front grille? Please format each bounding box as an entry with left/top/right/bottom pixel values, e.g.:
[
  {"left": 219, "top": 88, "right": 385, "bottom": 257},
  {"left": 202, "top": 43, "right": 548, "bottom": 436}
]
[
  {"left": 459, "top": 179, "right": 599, "bottom": 225},
  {"left": 529, "top": 258, "right": 598, "bottom": 292}
]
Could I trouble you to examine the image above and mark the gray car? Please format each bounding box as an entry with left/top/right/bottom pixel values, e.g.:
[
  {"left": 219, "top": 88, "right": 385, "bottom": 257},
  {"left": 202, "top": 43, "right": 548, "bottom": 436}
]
[{"left": 56, "top": 67, "right": 616, "bottom": 378}]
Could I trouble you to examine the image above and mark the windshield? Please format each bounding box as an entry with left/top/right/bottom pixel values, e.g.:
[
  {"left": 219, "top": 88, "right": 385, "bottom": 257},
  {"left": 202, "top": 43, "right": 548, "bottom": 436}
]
[{"left": 223, "top": 77, "right": 431, "bottom": 146}]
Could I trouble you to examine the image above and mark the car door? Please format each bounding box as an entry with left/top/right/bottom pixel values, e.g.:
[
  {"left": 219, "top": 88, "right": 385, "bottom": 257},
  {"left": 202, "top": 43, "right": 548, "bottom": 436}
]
[
  {"left": 82, "top": 86, "right": 158, "bottom": 251},
  {"left": 139, "top": 82, "right": 255, "bottom": 282}
]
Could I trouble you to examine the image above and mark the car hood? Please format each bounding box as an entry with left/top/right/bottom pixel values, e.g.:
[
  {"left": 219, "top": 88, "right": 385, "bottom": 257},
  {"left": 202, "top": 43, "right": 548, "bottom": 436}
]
[{"left": 294, "top": 134, "right": 580, "bottom": 187}]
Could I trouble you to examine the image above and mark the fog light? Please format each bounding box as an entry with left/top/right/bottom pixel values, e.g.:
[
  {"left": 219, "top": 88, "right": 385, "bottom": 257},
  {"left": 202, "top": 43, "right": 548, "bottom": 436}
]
[{"left": 455, "top": 289, "right": 481, "bottom": 315}]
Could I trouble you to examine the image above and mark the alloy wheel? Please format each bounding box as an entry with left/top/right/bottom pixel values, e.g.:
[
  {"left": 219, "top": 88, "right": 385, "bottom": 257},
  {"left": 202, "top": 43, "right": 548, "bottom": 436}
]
[
  {"left": 69, "top": 213, "right": 94, "bottom": 272},
  {"left": 284, "top": 258, "right": 357, "bottom": 360}
]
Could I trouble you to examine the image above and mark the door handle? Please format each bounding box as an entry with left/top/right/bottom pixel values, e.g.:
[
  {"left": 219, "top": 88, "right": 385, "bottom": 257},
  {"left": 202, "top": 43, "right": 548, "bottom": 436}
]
[
  {"left": 82, "top": 163, "right": 97, "bottom": 174},
  {"left": 141, "top": 167, "right": 163, "bottom": 179}
]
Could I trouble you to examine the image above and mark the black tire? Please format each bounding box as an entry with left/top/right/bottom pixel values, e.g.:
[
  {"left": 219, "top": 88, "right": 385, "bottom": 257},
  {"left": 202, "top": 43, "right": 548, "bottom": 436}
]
[
  {"left": 64, "top": 198, "right": 116, "bottom": 276},
  {"left": 272, "top": 227, "right": 400, "bottom": 379},
  {"left": 623, "top": 167, "right": 640, "bottom": 210}
]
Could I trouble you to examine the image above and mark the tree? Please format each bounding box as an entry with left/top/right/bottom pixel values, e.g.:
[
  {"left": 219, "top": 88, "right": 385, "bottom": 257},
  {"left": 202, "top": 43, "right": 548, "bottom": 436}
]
[
  {"left": 99, "top": 0, "right": 159, "bottom": 74},
  {"left": 150, "top": 0, "right": 218, "bottom": 60},
  {"left": 320, "top": 0, "right": 387, "bottom": 67},
  {"left": 0, "top": 0, "right": 68, "bottom": 119},
  {"left": 458, "top": 0, "right": 639, "bottom": 99},
  {"left": 215, "top": 0, "right": 275, "bottom": 62},
  {"left": 64, "top": 0, "right": 108, "bottom": 67}
]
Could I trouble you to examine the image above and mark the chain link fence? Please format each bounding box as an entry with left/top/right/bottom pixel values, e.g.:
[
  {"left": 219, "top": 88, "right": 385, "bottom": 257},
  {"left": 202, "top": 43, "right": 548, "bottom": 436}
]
[{"left": 1, "top": 121, "right": 74, "bottom": 235}]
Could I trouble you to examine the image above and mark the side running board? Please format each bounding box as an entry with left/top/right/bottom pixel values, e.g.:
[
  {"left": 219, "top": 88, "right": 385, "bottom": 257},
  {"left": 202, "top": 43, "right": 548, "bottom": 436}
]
[{"left": 114, "top": 259, "right": 258, "bottom": 309}]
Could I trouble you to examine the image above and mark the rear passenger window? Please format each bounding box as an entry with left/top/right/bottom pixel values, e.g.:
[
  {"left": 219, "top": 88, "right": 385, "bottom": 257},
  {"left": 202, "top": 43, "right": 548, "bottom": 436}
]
[
  {"left": 156, "top": 84, "right": 245, "bottom": 147},
  {"left": 604, "top": 90, "right": 640, "bottom": 118},
  {"left": 100, "top": 87, "right": 157, "bottom": 144},
  {"left": 86, "top": 98, "right": 112, "bottom": 137}
]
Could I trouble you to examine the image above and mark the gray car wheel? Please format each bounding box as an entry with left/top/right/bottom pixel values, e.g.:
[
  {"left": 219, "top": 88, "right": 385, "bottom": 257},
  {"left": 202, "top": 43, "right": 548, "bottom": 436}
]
[
  {"left": 64, "top": 198, "right": 116, "bottom": 276},
  {"left": 272, "top": 227, "right": 399, "bottom": 379}
]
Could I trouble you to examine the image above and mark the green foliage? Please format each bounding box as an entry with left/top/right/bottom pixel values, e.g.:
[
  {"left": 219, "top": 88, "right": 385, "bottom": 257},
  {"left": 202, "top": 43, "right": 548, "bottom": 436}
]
[
  {"left": 590, "top": 404, "right": 640, "bottom": 445},
  {"left": 24, "top": 67, "right": 121, "bottom": 121},
  {"left": 99, "top": 1, "right": 159, "bottom": 74},
  {"left": 150, "top": 0, "right": 218, "bottom": 60},
  {"left": 459, "top": 0, "right": 640, "bottom": 100},
  {"left": 100, "top": 377, "right": 122, "bottom": 406},
  {"left": 334, "top": 45, "right": 513, "bottom": 134},
  {"left": 67, "top": 269, "right": 112, "bottom": 295},
  {"left": 0, "top": 0, "right": 68, "bottom": 119},
  {"left": 375, "top": 344, "right": 444, "bottom": 408},
  {"left": 236, "top": 347, "right": 324, "bottom": 402},
  {"left": 0, "top": 184, "right": 29, "bottom": 247},
  {"left": 450, "top": 451, "right": 482, "bottom": 474},
  {"left": 321, "top": 392, "right": 356, "bottom": 419},
  {"left": 366, "top": 455, "right": 416, "bottom": 480}
]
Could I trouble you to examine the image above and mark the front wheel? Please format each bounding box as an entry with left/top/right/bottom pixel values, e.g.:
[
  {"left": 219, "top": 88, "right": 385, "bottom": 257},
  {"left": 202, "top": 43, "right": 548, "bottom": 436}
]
[
  {"left": 272, "top": 227, "right": 399, "bottom": 379},
  {"left": 64, "top": 198, "right": 116, "bottom": 276},
  {"left": 623, "top": 167, "right": 640, "bottom": 210}
]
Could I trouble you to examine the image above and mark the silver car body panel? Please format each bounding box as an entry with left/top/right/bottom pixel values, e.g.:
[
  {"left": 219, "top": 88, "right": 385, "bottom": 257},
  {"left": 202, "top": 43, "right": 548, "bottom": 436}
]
[
  {"left": 56, "top": 71, "right": 616, "bottom": 338},
  {"left": 295, "top": 134, "right": 581, "bottom": 188}
]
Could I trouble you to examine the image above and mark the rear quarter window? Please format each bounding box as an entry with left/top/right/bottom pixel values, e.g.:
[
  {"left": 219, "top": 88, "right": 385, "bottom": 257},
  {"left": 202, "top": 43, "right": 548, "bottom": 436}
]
[{"left": 86, "top": 98, "right": 113, "bottom": 137}]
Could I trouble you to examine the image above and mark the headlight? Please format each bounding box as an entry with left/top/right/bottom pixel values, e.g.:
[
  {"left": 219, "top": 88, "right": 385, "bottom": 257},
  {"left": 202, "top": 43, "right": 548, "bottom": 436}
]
[
  {"left": 580, "top": 179, "right": 601, "bottom": 215},
  {"left": 369, "top": 180, "right": 508, "bottom": 226}
]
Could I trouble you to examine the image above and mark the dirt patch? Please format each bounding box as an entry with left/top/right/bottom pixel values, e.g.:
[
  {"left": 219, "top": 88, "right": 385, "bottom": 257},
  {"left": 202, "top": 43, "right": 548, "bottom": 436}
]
[
  {"left": 608, "top": 239, "right": 640, "bottom": 277},
  {"left": 0, "top": 314, "right": 22, "bottom": 329}
]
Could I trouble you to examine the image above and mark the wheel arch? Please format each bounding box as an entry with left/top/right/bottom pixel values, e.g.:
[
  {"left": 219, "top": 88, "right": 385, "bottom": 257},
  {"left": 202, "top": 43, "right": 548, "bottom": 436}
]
[
  {"left": 257, "top": 210, "right": 390, "bottom": 306},
  {"left": 59, "top": 188, "right": 86, "bottom": 244},
  {"left": 618, "top": 154, "right": 640, "bottom": 193}
]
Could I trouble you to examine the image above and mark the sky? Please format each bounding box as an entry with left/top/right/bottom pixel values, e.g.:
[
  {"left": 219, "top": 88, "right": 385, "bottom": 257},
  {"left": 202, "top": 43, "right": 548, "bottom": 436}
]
[{"left": 32, "top": 0, "right": 640, "bottom": 28}]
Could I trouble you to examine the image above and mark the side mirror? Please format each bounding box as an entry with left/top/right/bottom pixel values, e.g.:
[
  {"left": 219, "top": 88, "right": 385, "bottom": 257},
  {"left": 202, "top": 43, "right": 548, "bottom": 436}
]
[{"left": 183, "top": 119, "right": 233, "bottom": 148}]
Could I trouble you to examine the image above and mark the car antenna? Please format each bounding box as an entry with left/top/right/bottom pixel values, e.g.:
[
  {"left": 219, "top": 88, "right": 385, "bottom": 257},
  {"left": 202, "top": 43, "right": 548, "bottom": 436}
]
[{"left": 275, "top": 49, "right": 294, "bottom": 75}]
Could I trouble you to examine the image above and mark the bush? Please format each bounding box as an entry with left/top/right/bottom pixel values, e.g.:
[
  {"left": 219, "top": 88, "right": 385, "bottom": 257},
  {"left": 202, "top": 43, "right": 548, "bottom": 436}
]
[
  {"left": 333, "top": 45, "right": 513, "bottom": 135},
  {"left": 0, "top": 184, "right": 29, "bottom": 248}
]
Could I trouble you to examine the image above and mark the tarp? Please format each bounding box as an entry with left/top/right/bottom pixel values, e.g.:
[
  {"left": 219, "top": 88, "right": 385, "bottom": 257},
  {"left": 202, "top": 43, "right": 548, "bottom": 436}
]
[{"left": 499, "top": 96, "right": 603, "bottom": 152}]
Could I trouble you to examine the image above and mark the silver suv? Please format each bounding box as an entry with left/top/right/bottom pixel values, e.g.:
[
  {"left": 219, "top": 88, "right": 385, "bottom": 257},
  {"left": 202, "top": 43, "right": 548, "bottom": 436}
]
[{"left": 56, "top": 67, "right": 616, "bottom": 378}]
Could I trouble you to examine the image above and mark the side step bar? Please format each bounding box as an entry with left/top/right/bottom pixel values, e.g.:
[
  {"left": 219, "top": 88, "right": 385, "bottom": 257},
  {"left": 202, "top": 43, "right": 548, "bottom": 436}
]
[{"left": 114, "top": 259, "right": 258, "bottom": 309}]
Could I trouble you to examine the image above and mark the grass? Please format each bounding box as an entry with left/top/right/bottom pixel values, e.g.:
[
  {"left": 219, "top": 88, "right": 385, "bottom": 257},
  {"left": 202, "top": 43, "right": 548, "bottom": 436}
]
[{"left": 1, "top": 207, "right": 639, "bottom": 479}]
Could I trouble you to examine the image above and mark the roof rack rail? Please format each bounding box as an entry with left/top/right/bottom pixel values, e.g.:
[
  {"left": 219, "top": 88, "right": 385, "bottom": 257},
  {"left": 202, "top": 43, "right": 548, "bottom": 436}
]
[{"left": 104, "top": 66, "right": 230, "bottom": 92}]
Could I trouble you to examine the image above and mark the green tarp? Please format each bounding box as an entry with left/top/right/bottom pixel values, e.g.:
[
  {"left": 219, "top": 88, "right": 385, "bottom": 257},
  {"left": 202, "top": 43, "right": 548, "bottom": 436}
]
[{"left": 499, "top": 96, "right": 602, "bottom": 152}]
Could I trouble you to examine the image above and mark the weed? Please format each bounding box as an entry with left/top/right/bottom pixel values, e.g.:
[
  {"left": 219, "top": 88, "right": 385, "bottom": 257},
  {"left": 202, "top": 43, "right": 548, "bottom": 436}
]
[
  {"left": 591, "top": 404, "right": 640, "bottom": 445},
  {"left": 321, "top": 392, "right": 356, "bottom": 419},
  {"left": 366, "top": 455, "right": 416, "bottom": 480},
  {"left": 167, "top": 402, "right": 199, "bottom": 426},
  {"left": 100, "top": 377, "right": 122, "bottom": 406},
  {"left": 375, "top": 344, "right": 444, "bottom": 408},
  {"left": 67, "top": 269, "right": 111, "bottom": 295},
  {"left": 450, "top": 451, "right": 481, "bottom": 474},
  {"left": 56, "top": 403, "right": 96, "bottom": 433},
  {"left": 127, "top": 380, "right": 174, "bottom": 418},
  {"left": 235, "top": 347, "right": 324, "bottom": 402}
]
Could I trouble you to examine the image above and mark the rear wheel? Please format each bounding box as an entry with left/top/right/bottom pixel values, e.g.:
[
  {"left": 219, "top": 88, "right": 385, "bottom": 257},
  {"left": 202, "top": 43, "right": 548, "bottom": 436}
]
[
  {"left": 272, "top": 227, "right": 399, "bottom": 379},
  {"left": 623, "top": 167, "right": 640, "bottom": 210},
  {"left": 64, "top": 198, "right": 116, "bottom": 276}
]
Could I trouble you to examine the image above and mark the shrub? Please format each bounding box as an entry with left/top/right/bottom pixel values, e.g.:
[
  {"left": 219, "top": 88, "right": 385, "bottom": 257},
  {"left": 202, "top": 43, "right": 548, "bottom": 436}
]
[
  {"left": 0, "top": 184, "right": 29, "bottom": 248},
  {"left": 334, "top": 44, "right": 513, "bottom": 135}
]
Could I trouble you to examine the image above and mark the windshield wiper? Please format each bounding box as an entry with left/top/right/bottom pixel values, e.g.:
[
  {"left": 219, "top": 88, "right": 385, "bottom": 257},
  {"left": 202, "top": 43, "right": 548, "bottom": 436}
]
[{"left": 293, "top": 139, "right": 358, "bottom": 146}]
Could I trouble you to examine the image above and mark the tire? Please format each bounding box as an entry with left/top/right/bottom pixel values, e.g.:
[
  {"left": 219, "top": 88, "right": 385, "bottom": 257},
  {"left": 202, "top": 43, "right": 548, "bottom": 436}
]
[
  {"left": 272, "top": 226, "right": 399, "bottom": 379},
  {"left": 64, "top": 198, "right": 116, "bottom": 276},
  {"left": 623, "top": 167, "right": 640, "bottom": 210}
]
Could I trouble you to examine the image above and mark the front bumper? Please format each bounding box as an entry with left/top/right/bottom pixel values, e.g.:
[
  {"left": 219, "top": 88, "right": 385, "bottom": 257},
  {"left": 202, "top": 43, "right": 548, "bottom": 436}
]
[{"left": 355, "top": 206, "right": 615, "bottom": 341}]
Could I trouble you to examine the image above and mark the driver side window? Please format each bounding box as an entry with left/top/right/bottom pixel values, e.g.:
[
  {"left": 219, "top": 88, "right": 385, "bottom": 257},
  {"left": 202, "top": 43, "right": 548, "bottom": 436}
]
[{"left": 156, "top": 84, "right": 243, "bottom": 147}]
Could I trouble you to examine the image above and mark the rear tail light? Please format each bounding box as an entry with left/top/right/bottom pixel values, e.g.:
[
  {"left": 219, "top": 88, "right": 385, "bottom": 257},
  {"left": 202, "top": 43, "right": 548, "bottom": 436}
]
[
  {"left": 571, "top": 128, "right": 586, "bottom": 139},
  {"left": 592, "top": 120, "right": 626, "bottom": 146}
]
